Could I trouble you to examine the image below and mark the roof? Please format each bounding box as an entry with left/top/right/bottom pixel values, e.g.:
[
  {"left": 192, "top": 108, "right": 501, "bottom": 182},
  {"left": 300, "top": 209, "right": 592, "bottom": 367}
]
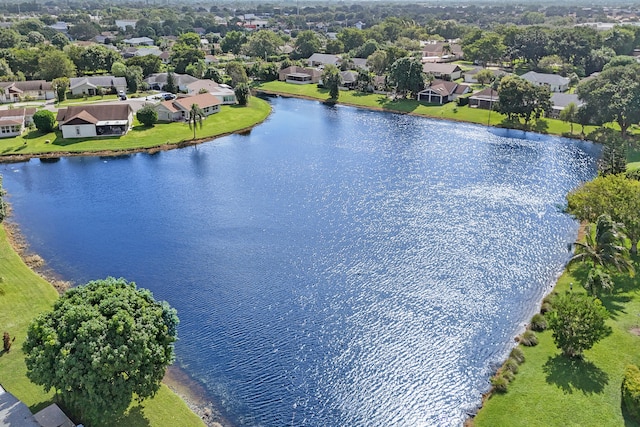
[
  {"left": 173, "top": 93, "right": 222, "bottom": 110},
  {"left": 144, "top": 73, "right": 199, "bottom": 87},
  {"left": 422, "top": 42, "right": 463, "bottom": 57},
  {"left": 307, "top": 53, "right": 340, "bottom": 65},
  {"left": 423, "top": 79, "right": 459, "bottom": 96},
  {"left": 157, "top": 100, "right": 180, "bottom": 113},
  {"left": 520, "top": 71, "right": 570, "bottom": 87},
  {"left": 0, "top": 385, "right": 40, "bottom": 426},
  {"left": 0, "top": 81, "right": 53, "bottom": 92},
  {"left": 340, "top": 70, "right": 358, "bottom": 83},
  {"left": 352, "top": 58, "right": 368, "bottom": 69},
  {"left": 56, "top": 104, "right": 132, "bottom": 126},
  {"left": 0, "top": 108, "right": 35, "bottom": 126},
  {"left": 422, "top": 63, "right": 462, "bottom": 75},
  {"left": 186, "top": 79, "right": 223, "bottom": 93},
  {"left": 469, "top": 87, "right": 499, "bottom": 101},
  {"left": 280, "top": 66, "right": 322, "bottom": 78},
  {"left": 551, "top": 93, "right": 583, "bottom": 109},
  {"left": 69, "top": 76, "right": 127, "bottom": 90},
  {"left": 33, "top": 404, "right": 75, "bottom": 427},
  {"left": 123, "top": 37, "right": 154, "bottom": 44}
]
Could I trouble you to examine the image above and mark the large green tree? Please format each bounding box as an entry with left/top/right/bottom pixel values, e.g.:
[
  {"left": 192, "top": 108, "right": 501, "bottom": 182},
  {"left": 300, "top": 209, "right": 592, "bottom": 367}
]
[
  {"left": 220, "top": 31, "right": 247, "bottom": 54},
  {"left": 548, "top": 292, "right": 610, "bottom": 358},
  {"left": 388, "top": 57, "right": 425, "bottom": 99},
  {"left": 52, "top": 77, "right": 69, "bottom": 103},
  {"left": 126, "top": 55, "right": 162, "bottom": 78},
  {"left": 23, "top": 278, "right": 178, "bottom": 423},
  {"left": 496, "top": 75, "right": 551, "bottom": 126},
  {"left": 242, "top": 30, "right": 283, "bottom": 59},
  {"left": 37, "top": 50, "right": 76, "bottom": 81},
  {"left": 292, "top": 30, "right": 321, "bottom": 59},
  {"left": 567, "top": 174, "right": 640, "bottom": 255},
  {"left": 322, "top": 64, "right": 341, "bottom": 101},
  {"left": 188, "top": 103, "right": 205, "bottom": 139},
  {"left": 576, "top": 63, "right": 640, "bottom": 137},
  {"left": 463, "top": 32, "right": 506, "bottom": 67}
]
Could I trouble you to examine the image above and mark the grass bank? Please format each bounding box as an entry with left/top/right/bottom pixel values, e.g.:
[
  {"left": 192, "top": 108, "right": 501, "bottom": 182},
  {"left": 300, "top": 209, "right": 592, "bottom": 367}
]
[
  {"left": 255, "top": 81, "right": 598, "bottom": 136},
  {"left": 0, "top": 97, "right": 271, "bottom": 160},
  {"left": 0, "top": 224, "right": 205, "bottom": 427},
  {"left": 472, "top": 264, "right": 640, "bottom": 426}
]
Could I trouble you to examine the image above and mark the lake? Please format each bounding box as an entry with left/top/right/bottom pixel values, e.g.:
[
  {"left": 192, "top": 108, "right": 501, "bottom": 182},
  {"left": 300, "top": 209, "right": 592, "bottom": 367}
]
[{"left": 1, "top": 97, "right": 599, "bottom": 426}]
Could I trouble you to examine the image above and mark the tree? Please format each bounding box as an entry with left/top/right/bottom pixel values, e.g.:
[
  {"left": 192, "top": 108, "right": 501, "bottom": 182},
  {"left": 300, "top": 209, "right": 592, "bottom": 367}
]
[
  {"left": 51, "top": 33, "right": 69, "bottom": 50},
  {"left": 0, "top": 58, "right": 14, "bottom": 81},
  {"left": 337, "top": 28, "right": 366, "bottom": 52},
  {"left": 325, "top": 39, "right": 344, "bottom": 55},
  {"left": 366, "top": 50, "right": 388, "bottom": 75},
  {"left": 177, "top": 32, "right": 201, "bottom": 49},
  {"left": 322, "top": 64, "right": 341, "bottom": 101},
  {"left": 32, "top": 110, "right": 56, "bottom": 133},
  {"left": 225, "top": 62, "right": 249, "bottom": 87},
  {"left": 496, "top": 75, "right": 551, "bottom": 126},
  {"left": 23, "top": 278, "right": 178, "bottom": 422},
  {"left": 388, "top": 57, "right": 425, "bottom": 99},
  {"left": 185, "top": 60, "right": 207, "bottom": 79},
  {"left": 559, "top": 102, "right": 578, "bottom": 134},
  {"left": 220, "top": 31, "right": 247, "bottom": 54},
  {"left": 188, "top": 104, "right": 205, "bottom": 139},
  {"left": 234, "top": 82, "right": 250, "bottom": 106},
  {"left": 475, "top": 69, "right": 494, "bottom": 86},
  {"left": 164, "top": 71, "right": 177, "bottom": 94},
  {"left": 67, "top": 21, "right": 101, "bottom": 41},
  {"left": 356, "top": 68, "right": 373, "bottom": 92},
  {"left": 548, "top": 292, "right": 610, "bottom": 358},
  {"left": 124, "top": 66, "right": 143, "bottom": 93},
  {"left": 0, "top": 29, "right": 20, "bottom": 49},
  {"left": 584, "top": 267, "right": 614, "bottom": 297},
  {"left": 576, "top": 63, "right": 640, "bottom": 137},
  {"left": 567, "top": 174, "right": 640, "bottom": 255},
  {"left": 170, "top": 43, "right": 205, "bottom": 74},
  {"left": 126, "top": 55, "right": 162, "bottom": 78},
  {"left": 570, "top": 214, "right": 634, "bottom": 275},
  {"left": 52, "top": 77, "right": 69, "bottom": 103},
  {"left": 293, "top": 30, "right": 321, "bottom": 59},
  {"left": 27, "top": 31, "right": 45, "bottom": 45},
  {"left": 463, "top": 32, "right": 506, "bottom": 67},
  {"left": 136, "top": 105, "right": 158, "bottom": 127},
  {"left": 242, "top": 31, "right": 283, "bottom": 59},
  {"left": 111, "top": 61, "right": 127, "bottom": 77},
  {"left": 37, "top": 50, "right": 76, "bottom": 81}
]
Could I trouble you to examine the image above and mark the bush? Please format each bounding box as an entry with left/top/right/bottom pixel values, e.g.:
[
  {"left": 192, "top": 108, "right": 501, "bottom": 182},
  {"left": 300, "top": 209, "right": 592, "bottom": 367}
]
[
  {"left": 136, "top": 105, "right": 158, "bottom": 127},
  {"left": 622, "top": 364, "right": 640, "bottom": 422},
  {"left": 509, "top": 347, "right": 525, "bottom": 364},
  {"left": 530, "top": 313, "right": 548, "bottom": 331},
  {"left": 503, "top": 358, "right": 519, "bottom": 374},
  {"left": 235, "top": 82, "right": 251, "bottom": 106},
  {"left": 32, "top": 110, "right": 56, "bottom": 133},
  {"left": 491, "top": 374, "right": 509, "bottom": 393},
  {"left": 519, "top": 330, "right": 538, "bottom": 346}
]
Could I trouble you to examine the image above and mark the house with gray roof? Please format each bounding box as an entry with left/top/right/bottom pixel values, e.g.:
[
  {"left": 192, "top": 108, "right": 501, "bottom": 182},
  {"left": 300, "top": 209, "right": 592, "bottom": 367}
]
[
  {"left": 520, "top": 71, "right": 570, "bottom": 92},
  {"left": 278, "top": 66, "right": 322, "bottom": 84},
  {"left": 422, "top": 63, "right": 462, "bottom": 81},
  {"left": 307, "top": 53, "right": 341, "bottom": 67},
  {"left": 144, "top": 73, "right": 199, "bottom": 92},
  {"left": 56, "top": 104, "right": 133, "bottom": 138},
  {"left": 0, "top": 384, "right": 75, "bottom": 426},
  {"left": 69, "top": 76, "right": 127, "bottom": 96},
  {"left": 0, "top": 81, "right": 54, "bottom": 103},
  {"left": 550, "top": 93, "right": 583, "bottom": 118},
  {"left": 417, "top": 79, "right": 469, "bottom": 104},
  {"left": 0, "top": 108, "right": 36, "bottom": 138}
]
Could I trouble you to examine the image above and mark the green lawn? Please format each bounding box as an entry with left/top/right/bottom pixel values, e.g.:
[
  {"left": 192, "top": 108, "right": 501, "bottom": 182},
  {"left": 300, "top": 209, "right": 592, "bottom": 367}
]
[
  {"left": 473, "top": 268, "right": 640, "bottom": 427},
  {"left": 0, "top": 225, "right": 204, "bottom": 426},
  {"left": 628, "top": 146, "right": 640, "bottom": 171},
  {"left": 255, "top": 81, "right": 595, "bottom": 136},
  {"left": 0, "top": 98, "right": 271, "bottom": 157}
]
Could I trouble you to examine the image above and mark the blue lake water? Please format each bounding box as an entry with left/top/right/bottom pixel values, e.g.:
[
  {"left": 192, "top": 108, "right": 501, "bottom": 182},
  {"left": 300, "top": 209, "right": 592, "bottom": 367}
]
[{"left": 2, "top": 97, "right": 599, "bottom": 426}]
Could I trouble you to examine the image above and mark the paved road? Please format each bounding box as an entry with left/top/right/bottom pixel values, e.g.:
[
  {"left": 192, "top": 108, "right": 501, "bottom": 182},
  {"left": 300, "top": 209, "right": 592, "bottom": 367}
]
[{"left": 1, "top": 95, "right": 161, "bottom": 114}]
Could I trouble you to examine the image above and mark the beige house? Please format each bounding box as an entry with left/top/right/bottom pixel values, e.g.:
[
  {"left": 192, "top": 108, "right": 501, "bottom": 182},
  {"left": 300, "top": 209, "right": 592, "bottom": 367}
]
[
  {"left": 417, "top": 79, "right": 469, "bottom": 104},
  {"left": 69, "top": 76, "right": 127, "bottom": 96},
  {"left": 0, "top": 108, "right": 36, "bottom": 138},
  {"left": 155, "top": 93, "right": 222, "bottom": 122},
  {"left": 56, "top": 104, "right": 133, "bottom": 138},
  {"left": 185, "top": 80, "right": 237, "bottom": 104},
  {"left": 278, "top": 66, "right": 322, "bottom": 84},
  {"left": 421, "top": 63, "right": 463, "bottom": 81},
  {"left": 0, "top": 81, "right": 54, "bottom": 103}
]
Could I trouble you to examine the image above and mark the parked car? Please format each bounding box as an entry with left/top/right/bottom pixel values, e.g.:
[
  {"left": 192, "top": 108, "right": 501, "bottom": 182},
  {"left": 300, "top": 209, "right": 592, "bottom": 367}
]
[{"left": 163, "top": 93, "right": 175, "bottom": 100}]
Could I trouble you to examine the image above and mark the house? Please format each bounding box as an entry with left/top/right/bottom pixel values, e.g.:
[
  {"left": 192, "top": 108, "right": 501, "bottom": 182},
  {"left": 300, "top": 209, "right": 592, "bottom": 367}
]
[
  {"left": 417, "top": 79, "right": 469, "bottom": 104},
  {"left": 144, "top": 73, "right": 199, "bottom": 92},
  {"left": 520, "top": 71, "right": 570, "bottom": 92},
  {"left": 278, "top": 66, "right": 322, "bottom": 84},
  {"left": 134, "top": 47, "right": 162, "bottom": 57},
  {"left": 468, "top": 87, "right": 499, "bottom": 110},
  {"left": 1, "top": 384, "right": 76, "bottom": 426},
  {"left": 185, "top": 80, "right": 236, "bottom": 104},
  {"left": 115, "top": 19, "right": 138, "bottom": 30},
  {"left": 0, "top": 108, "right": 36, "bottom": 138},
  {"left": 204, "top": 54, "right": 218, "bottom": 65},
  {"left": 56, "top": 104, "right": 133, "bottom": 138},
  {"left": 155, "top": 93, "right": 221, "bottom": 122},
  {"left": 307, "top": 53, "right": 341, "bottom": 67},
  {"left": 422, "top": 42, "right": 464, "bottom": 62},
  {"left": 123, "top": 37, "right": 154, "bottom": 46},
  {"left": 422, "top": 63, "right": 463, "bottom": 81},
  {"left": 159, "top": 51, "right": 171, "bottom": 64},
  {"left": 0, "top": 81, "right": 54, "bottom": 103},
  {"left": 550, "top": 93, "right": 583, "bottom": 118},
  {"left": 340, "top": 70, "right": 358, "bottom": 89},
  {"left": 352, "top": 58, "right": 368, "bottom": 70},
  {"left": 464, "top": 67, "right": 509, "bottom": 84},
  {"left": 69, "top": 76, "right": 127, "bottom": 96}
]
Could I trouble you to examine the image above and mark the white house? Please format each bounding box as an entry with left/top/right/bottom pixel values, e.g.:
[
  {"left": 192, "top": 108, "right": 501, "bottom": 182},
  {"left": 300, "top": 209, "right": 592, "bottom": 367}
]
[
  {"left": 520, "top": 71, "right": 570, "bottom": 92},
  {"left": 144, "top": 73, "right": 199, "bottom": 92},
  {"left": 155, "top": 93, "right": 222, "bottom": 122},
  {"left": 422, "top": 63, "right": 463, "bottom": 81},
  {"left": 417, "top": 79, "right": 469, "bottom": 104},
  {"left": 185, "top": 80, "right": 236, "bottom": 104},
  {"left": 56, "top": 104, "right": 133, "bottom": 139},
  {"left": 69, "top": 76, "right": 127, "bottom": 96},
  {"left": 0, "top": 81, "right": 54, "bottom": 103},
  {"left": 115, "top": 19, "right": 138, "bottom": 30},
  {"left": 307, "top": 53, "right": 341, "bottom": 67},
  {"left": 123, "top": 37, "right": 154, "bottom": 46},
  {"left": 0, "top": 108, "right": 35, "bottom": 138}
]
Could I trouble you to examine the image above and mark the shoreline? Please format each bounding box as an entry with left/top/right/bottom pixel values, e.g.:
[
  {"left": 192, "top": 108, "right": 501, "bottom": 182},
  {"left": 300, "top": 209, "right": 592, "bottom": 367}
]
[{"left": 2, "top": 215, "right": 231, "bottom": 427}]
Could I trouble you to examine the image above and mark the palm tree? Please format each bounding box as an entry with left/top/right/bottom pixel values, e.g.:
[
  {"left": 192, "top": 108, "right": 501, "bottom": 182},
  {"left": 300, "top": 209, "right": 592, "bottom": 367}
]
[
  {"left": 570, "top": 214, "right": 634, "bottom": 275},
  {"left": 187, "top": 104, "right": 204, "bottom": 140}
]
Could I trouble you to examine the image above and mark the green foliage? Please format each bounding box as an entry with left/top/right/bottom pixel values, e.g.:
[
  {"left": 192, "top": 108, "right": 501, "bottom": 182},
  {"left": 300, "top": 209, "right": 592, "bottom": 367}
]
[
  {"left": 187, "top": 103, "right": 205, "bottom": 139},
  {"left": 462, "top": 32, "right": 506, "bottom": 66},
  {"left": 225, "top": 61, "right": 249, "bottom": 87},
  {"left": 584, "top": 267, "right": 614, "bottom": 297},
  {"left": 164, "top": 71, "right": 177, "bottom": 94},
  {"left": 37, "top": 50, "right": 76, "bottom": 81},
  {"left": 22, "top": 277, "right": 178, "bottom": 423},
  {"left": 220, "top": 31, "right": 247, "bottom": 54},
  {"left": 292, "top": 30, "right": 321, "bottom": 59},
  {"left": 622, "top": 364, "right": 640, "bottom": 422},
  {"left": 490, "top": 374, "right": 509, "bottom": 393},
  {"left": 548, "top": 292, "right": 610, "bottom": 358},
  {"left": 530, "top": 313, "right": 548, "bottom": 331},
  {"left": 52, "top": 77, "right": 69, "bottom": 103},
  {"left": 475, "top": 69, "right": 495, "bottom": 86},
  {"left": 322, "top": 64, "right": 341, "bottom": 101},
  {"left": 388, "top": 56, "right": 425, "bottom": 99},
  {"left": 496, "top": 75, "right": 551, "bottom": 126},
  {"left": 243, "top": 31, "right": 283, "bottom": 59},
  {"left": 125, "top": 66, "right": 144, "bottom": 93},
  {"left": 235, "top": 82, "right": 251, "bottom": 106},
  {"left": 126, "top": 55, "right": 162, "bottom": 78},
  {"left": 136, "top": 105, "right": 158, "bottom": 127},
  {"left": 111, "top": 61, "right": 127, "bottom": 77},
  {"left": 559, "top": 102, "right": 577, "bottom": 134},
  {"left": 32, "top": 110, "right": 56, "bottom": 133},
  {"left": 520, "top": 330, "right": 539, "bottom": 347},
  {"left": 509, "top": 347, "right": 525, "bottom": 364},
  {"left": 504, "top": 358, "right": 519, "bottom": 374}
]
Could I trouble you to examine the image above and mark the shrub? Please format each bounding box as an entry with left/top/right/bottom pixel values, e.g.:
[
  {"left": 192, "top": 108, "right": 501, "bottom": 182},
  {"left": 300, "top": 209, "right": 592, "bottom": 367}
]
[
  {"left": 540, "top": 302, "right": 553, "bottom": 314},
  {"left": 509, "top": 347, "right": 525, "bottom": 364},
  {"left": 235, "top": 82, "right": 251, "bottom": 106},
  {"left": 491, "top": 374, "right": 509, "bottom": 393},
  {"left": 519, "top": 330, "right": 538, "bottom": 346},
  {"left": 530, "top": 313, "right": 548, "bottom": 331},
  {"left": 136, "top": 105, "right": 158, "bottom": 127},
  {"left": 503, "top": 358, "right": 519, "bottom": 374},
  {"left": 622, "top": 364, "right": 640, "bottom": 422},
  {"left": 32, "top": 110, "right": 56, "bottom": 133}
]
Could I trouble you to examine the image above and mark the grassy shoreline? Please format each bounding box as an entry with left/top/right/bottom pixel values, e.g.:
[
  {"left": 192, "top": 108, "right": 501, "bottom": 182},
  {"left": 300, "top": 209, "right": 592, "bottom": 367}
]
[
  {"left": 0, "top": 221, "right": 208, "bottom": 426},
  {"left": 0, "top": 97, "right": 272, "bottom": 162}
]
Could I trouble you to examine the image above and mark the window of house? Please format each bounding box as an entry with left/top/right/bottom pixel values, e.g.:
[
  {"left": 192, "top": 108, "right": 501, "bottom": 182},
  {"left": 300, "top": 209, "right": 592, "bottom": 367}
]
[{"left": 76, "top": 127, "right": 81, "bottom": 136}]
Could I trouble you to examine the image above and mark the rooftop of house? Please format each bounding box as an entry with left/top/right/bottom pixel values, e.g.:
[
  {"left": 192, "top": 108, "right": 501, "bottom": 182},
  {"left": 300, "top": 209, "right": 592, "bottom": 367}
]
[
  {"left": 520, "top": 71, "right": 570, "bottom": 86},
  {"left": 56, "top": 104, "right": 132, "bottom": 126}
]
